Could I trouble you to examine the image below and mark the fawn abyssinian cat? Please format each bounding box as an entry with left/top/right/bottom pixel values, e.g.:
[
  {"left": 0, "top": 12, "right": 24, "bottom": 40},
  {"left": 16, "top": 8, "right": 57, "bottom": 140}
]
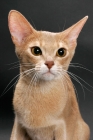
[{"left": 8, "top": 10, "right": 90, "bottom": 140}]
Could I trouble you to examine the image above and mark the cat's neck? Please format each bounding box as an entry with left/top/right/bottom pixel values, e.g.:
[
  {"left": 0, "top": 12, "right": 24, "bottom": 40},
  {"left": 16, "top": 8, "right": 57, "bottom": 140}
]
[{"left": 18, "top": 71, "right": 71, "bottom": 95}]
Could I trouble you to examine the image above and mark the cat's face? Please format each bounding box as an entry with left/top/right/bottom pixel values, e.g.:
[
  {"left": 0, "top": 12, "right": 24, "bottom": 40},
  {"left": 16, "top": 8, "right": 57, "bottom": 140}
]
[
  {"left": 8, "top": 10, "right": 88, "bottom": 81},
  {"left": 18, "top": 31, "right": 73, "bottom": 81}
]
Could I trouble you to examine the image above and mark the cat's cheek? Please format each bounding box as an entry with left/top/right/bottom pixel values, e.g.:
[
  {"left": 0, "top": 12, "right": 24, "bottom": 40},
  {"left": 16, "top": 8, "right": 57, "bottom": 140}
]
[{"left": 36, "top": 64, "right": 48, "bottom": 74}]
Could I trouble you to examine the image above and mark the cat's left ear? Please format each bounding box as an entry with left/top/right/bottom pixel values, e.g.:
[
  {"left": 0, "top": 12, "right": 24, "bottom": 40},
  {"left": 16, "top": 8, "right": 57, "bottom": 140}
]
[{"left": 64, "top": 16, "right": 88, "bottom": 46}]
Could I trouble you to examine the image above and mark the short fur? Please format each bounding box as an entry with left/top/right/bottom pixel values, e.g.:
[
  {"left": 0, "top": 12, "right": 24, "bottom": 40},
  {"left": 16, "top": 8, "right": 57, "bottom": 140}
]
[{"left": 8, "top": 10, "right": 90, "bottom": 140}]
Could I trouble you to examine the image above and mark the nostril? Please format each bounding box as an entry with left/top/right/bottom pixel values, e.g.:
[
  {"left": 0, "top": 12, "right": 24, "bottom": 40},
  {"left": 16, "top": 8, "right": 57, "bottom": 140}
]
[{"left": 45, "top": 61, "right": 54, "bottom": 69}]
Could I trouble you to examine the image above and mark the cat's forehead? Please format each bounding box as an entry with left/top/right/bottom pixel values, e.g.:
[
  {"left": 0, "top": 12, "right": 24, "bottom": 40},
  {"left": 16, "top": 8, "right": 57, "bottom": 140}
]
[
  {"left": 39, "top": 31, "right": 59, "bottom": 42},
  {"left": 39, "top": 31, "right": 57, "bottom": 48},
  {"left": 28, "top": 31, "right": 66, "bottom": 51}
]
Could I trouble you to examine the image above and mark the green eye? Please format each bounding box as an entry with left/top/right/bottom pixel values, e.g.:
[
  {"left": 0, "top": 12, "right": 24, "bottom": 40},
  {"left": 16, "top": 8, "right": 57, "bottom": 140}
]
[
  {"left": 56, "top": 48, "right": 66, "bottom": 57},
  {"left": 31, "top": 46, "right": 42, "bottom": 56}
]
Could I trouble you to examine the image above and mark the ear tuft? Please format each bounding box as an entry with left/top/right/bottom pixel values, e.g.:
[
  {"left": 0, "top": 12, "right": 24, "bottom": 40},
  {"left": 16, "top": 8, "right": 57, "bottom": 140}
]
[{"left": 8, "top": 10, "right": 35, "bottom": 45}]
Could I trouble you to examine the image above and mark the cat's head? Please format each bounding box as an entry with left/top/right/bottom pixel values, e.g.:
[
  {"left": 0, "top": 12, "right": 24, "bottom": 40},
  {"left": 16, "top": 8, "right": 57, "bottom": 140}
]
[{"left": 8, "top": 10, "right": 88, "bottom": 81}]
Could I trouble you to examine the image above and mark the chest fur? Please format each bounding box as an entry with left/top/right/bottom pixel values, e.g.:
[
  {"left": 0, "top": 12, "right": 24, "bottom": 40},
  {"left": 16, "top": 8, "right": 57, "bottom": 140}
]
[{"left": 13, "top": 84, "right": 68, "bottom": 129}]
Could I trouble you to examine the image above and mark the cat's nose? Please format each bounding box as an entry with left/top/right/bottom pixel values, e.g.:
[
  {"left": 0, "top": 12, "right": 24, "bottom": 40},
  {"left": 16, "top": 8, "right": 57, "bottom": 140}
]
[{"left": 45, "top": 61, "right": 54, "bottom": 69}]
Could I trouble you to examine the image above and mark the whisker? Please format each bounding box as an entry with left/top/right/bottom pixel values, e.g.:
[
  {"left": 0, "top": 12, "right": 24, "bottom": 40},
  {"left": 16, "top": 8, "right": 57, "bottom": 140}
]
[
  {"left": 1, "top": 73, "right": 20, "bottom": 97},
  {"left": 70, "top": 63, "right": 84, "bottom": 66},
  {"left": 8, "top": 63, "right": 35, "bottom": 70},
  {"left": 61, "top": 64, "right": 93, "bottom": 93},
  {"left": 69, "top": 65, "right": 93, "bottom": 74},
  {"left": 8, "top": 65, "right": 20, "bottom": 70},
  {"left": 29, "top": 72, "right": 37, "bottom": 93},
  {"left": 25, "top": 71, "right": 35, "bottom": 94},
  {"left": 69, "top": 72, "right": 93, "bottom": 89},
  {"left": 62, "top": 18, "right": 67, "bottom": 31},
  {"left": 67, "top": 71, "right": 86, "bottom": 99},
  {"left": 6, "top": 61, "right": 19, "bottom": 65},
  {"left": 58, "top": 72, "right": 66, "bottom": 93},
  {"left": 33, "top": 73, "right": 38, "bottom": 92},
  {"left": 1, "top": 68, "right": 36, "bottom": 97},
  {"left": 70, "top": 72, "right": 93, "bottom": 93},
  {"left": 72, "top": 82, "right": 79, "bottom": 102}
]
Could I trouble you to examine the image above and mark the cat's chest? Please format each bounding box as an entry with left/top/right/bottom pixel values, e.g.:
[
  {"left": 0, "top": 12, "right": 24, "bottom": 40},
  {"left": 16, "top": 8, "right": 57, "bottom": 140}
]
[
  {"left": 14, "top": 86, "right": 67, "bottom": 129},
  {"left": 26, "top": 126, "right": 54, "bottom": 140}
]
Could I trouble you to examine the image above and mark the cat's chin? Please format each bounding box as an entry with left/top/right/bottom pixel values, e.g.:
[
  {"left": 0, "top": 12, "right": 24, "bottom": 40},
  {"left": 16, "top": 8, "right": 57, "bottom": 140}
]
[{"left": 41, "top": 72, "right": 55, "bottom": 81}]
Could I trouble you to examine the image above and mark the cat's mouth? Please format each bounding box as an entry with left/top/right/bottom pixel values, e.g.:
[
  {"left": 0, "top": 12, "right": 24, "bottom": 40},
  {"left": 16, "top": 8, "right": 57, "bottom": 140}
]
[
  {"left": 41, "top": 70, "right": 56, "bottom": 81},
  {"left": 42, "top": 70, "right": 55, "bottom": 76}
]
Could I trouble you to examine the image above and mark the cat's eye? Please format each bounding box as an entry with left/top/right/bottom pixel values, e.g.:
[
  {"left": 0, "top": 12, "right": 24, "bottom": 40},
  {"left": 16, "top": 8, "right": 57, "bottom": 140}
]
[
  {"left": 31, "top": 46, "right": 42, "bottom": 56},
  {"left": 56, "top": 48, "right": 66, "bottom": 57}
]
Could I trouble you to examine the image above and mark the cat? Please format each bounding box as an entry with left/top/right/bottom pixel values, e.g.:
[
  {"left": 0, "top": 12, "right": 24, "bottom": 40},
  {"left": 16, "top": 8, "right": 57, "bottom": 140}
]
[{"left": 8, "top": 10, "right": 90, "bottom": 140}]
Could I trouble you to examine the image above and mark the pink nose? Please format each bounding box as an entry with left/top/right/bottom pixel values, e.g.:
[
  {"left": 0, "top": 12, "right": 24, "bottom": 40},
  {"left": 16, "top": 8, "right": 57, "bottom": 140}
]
[{"left": 45, "top": 61, "right": 54, "bottom": 69}]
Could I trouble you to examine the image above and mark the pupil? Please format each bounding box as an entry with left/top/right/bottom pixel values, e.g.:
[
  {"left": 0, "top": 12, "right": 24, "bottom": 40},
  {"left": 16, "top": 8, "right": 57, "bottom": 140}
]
[
  {"left": 58, "top": 48, "right": 64, "bottom": 55},
  {"left": 34, "top": 47, "right": 41, "bottom": 54}
]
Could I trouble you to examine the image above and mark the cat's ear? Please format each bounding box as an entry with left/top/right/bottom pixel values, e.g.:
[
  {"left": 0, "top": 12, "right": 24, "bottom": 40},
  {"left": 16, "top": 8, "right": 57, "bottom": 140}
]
[
  {"left": 8, "top": 10, "right": 36, "bottom": 45},
  {"left": 63, "top": 16, "right": 88, "bottom": 46}
]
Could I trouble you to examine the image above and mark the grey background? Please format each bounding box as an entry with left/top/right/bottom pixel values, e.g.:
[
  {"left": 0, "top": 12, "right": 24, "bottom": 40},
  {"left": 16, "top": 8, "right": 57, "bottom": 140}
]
[{"left": 0, "top": 0, "right": 93, "bottom": 139}]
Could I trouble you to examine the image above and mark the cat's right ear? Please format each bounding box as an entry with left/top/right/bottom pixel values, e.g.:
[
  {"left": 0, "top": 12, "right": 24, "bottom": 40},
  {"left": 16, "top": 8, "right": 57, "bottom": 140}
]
[{"left": 8, "top": 10, "right": 36, "bottom": 45}]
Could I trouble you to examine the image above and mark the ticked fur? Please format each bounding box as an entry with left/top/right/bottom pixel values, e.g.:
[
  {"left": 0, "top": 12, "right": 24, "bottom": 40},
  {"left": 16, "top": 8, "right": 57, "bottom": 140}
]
[{"left": 8, "top": 10, "right": 90, "bottom": 140}]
